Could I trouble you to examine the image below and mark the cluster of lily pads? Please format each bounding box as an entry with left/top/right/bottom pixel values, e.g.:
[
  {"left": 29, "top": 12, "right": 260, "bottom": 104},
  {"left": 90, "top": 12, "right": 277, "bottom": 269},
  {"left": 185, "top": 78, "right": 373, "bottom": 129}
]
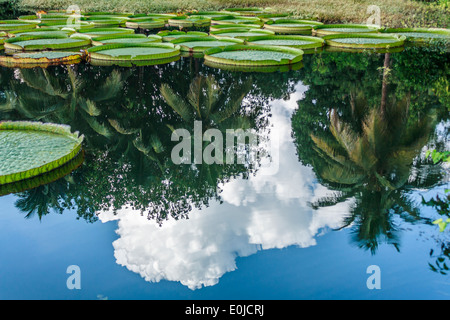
[
  {"left": 0, "top": 7, "right": 448, "bottom": 69},
  {"left": 0, "top": 7, "right": 449, "bottom": 191}
]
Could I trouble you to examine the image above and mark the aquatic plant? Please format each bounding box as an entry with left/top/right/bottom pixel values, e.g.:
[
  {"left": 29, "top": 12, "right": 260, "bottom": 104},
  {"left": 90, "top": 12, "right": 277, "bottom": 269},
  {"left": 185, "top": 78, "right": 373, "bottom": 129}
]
[
  {"left": 204, "top": 44, "right": 303, "bottom": 67},
  {"left": 87, "top": 42, "right": 180, "bottom": 62},
  {"left": 0, "top": 121, "right": 84, "bottom": 185}
]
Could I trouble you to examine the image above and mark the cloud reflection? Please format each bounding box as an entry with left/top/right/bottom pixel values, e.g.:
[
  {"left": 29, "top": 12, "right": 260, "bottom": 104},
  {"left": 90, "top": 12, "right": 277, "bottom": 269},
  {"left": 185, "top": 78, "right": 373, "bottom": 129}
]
[{"left": 98, "top": 82, "right": 352, "bottom": 290}]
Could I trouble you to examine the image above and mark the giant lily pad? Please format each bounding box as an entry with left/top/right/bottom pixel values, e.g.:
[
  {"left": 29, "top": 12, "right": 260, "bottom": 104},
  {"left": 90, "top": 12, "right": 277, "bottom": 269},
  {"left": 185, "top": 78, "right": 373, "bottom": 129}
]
[
  {"left": 209, "top": 23, "right": 262, "bottom": 32},
  {"left": 246, "top": 35, "right": 325, "bottom": 50},
  {"left": 72, "top": 27, "right": 135, "bottom": 38},
  {"left": 91, "top": 34, "right": 162, "bottom": 46},
  {"left": 204, "top": 60, "right": 304, "bottom": 73},
  {"left": 0, "top": 150, "right": 84, "bottom": 197},
  {"left": 157, "top": 30, "right": 209, "bottom": 42},
  {"left": 4, "top": 34, "right": 91, "bottom": 51},
  {"left": 211, "top": 15, "right": 263, "bottom": 26},
  {"left": 0, "top": 51, "right": 84, "bottom": 68},
  {"left": 171, "top": 36, "right": 244, "bottom": 53},
  {"left": 257, "top": 13, "right": 290, "bottom": 22},
  {"left": 168, "top": 15, "right": 211, "bottom": 28},
  {"left": 0, "top": 20, "right": 37, "bottom": 32},
  {"left": 129, "top": 13, "right": 177, "bottom": 22},
  {"left": 125, "top": 18, "right": 166, "bottom": 29},
  {"left": 323, "top": 33, "right": 405, "bottom": 49},
  {"left": 210, "top": 28, "right": 274, "bottom": 39},
  {"left": 225, "top": 8, "right": 267, "bottom": 16},
  {"left": 382, "top": 27, "right": 450, "bottom": 43},
  {"left": 204, "top": 44, "right": 303, "bottom": 67},
  {"left": 87, "top": 42, "right": 180, "bottom": 62},
  {"left": 187, "top": 11, "right": 240, "bottom": 19},
  {"left": 81, "top": 17, "right": 126, "bottom": 28},
  {"left": 312, "top": 24, "right": 381, "bottom": 36},
  {"left": 0, "top": 121, "right": 84, "bottom": 185},
  {"left": 264, "top": 19, "right": 323, "bottom": 34},
  {"left": 8, "top": 28, "right": 75, "bottom": 38}
]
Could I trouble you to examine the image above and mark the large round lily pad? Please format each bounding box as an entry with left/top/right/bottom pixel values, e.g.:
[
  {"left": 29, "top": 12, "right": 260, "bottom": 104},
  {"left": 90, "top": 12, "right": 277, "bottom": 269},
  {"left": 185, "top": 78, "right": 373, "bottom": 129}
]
[
  {"left": 8, "top": 29, "right": 75, "bottom": 38},
  {"left": 204, "top": 44, "right": 303, "bottom": 67},
  {"left": 211, "top": 15, "right": 263, "bottom": 26},
  {"left": 209, "top": 23, "right": 262, "bottom": 32},
  {"left": 382, "top": 27, "right": 450, "bottom": 43},
  {"left": 168, "top": 15, "right": 211, "bottom": 28},
  {"left": 125, "top": 18, "right": 166, "bottom": 29},
  {"left": 0, "top": 20, "right": 38, "bottom": 32},
  {"left": 91, "top": 34, "right": 162, "bottom": 46},
  {"left": 246, "top": 35, "right": 325, "bottom": 50},
  {"left": 312, "top": 24, "right": 381, "bottom": 36},
  {"left": 87, "top": 42, "right": 181, "bottom": 62},
  {"left": 4, "top": 34, "right": 91, "bottom": 51},
  {"left": 0, "top": 150, "right": 84, "bottom": 197},
  {"left": 225, "top": 7, "right": 267, "bottom": 16},
  {"left": 323, "top": 33, "right": 405, "bottom": 49},
  {"left": 157, "top": 30, "right": 209, "bottom": 42},
  {"left": 171, "top": 36, "right": 244, "bottom": 53},
  {"left": 72, "top": 27, "right": 135, "bottom": 38},
  {"left": 210, "top": 28, "right": 274, "bottom": 39},
  {"left": 0, "top": 121, "right": 84, "bottom": 185},
  {"left": 0, "top": 51, "right": 84, "bottom": 68},
  {"left": 264, "top": 19, "right": 323, "bottom": 34}
]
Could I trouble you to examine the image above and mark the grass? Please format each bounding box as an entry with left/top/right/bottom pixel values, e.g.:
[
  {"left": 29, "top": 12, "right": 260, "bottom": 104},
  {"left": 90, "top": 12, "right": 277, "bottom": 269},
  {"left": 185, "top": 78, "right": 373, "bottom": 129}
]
[{"left": 15, "top": 0, "right": 449, "bottom": 28}]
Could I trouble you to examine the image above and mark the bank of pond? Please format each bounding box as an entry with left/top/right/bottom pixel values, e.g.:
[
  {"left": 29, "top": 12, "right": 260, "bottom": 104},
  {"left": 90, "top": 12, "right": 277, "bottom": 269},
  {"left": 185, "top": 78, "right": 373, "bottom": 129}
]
[{"left": 0, "top": 7, "right": 448, "bottom": 69}]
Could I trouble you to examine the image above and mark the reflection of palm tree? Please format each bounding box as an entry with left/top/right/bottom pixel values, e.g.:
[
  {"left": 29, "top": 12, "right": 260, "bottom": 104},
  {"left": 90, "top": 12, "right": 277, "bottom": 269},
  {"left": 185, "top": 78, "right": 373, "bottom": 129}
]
[
  {"left": 14, "top": 177, "right": 71, "bottom": 220},
  {"left": 309, "top": 91, "right": 438, "bottom": 253},
  {"left": 158, "top": 74, "right": 261, "bottom": 204},
  {"left": 3, "top": 66, "right": 128, "bottom": 140},
  {"left": 161, "top": 74, "right": 254, "bottom": 131}
]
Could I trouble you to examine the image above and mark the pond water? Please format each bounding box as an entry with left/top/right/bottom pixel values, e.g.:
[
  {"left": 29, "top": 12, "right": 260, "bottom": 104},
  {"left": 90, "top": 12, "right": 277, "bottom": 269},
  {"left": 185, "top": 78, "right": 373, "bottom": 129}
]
[{"left": 0, "top": 43, "right": 449, "bottom": 300}]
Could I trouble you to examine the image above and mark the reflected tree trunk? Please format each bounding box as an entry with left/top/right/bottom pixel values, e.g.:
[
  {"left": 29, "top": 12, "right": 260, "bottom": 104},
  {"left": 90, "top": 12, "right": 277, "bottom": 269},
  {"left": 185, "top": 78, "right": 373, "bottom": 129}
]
[{"left": 380, "top": 53, "right": 391, "bottom": 114}]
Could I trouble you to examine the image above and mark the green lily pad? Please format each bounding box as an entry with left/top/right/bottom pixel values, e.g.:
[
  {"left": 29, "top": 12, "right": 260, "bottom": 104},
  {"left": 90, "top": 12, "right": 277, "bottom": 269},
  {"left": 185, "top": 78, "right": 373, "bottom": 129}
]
[
  {"left": 382, "top": 27, "right": 450, "bottom": 43},
  {"left": 323, "top": 33, "right": 405, "bottom": 49},
  {"left": 4, "top": 34, "right": 91, "bottom": 51},
  {"left": 246, "top": 35, "right": 325, "bottom": 49},
  {"left": 210, "top": 28, "right": 274, "bottom": 39},
  {"left": 168, "top": 15, "right": 211, "bottom": 28},
  {"left": 92, "top": 34, "right": 162, "bottom": 46},
  {"left": 72, "top": 27, "right": 135, "bottom": 38},
  {"left": 0, "top": 51, "right": 84, "bottom": 67},
  {"left": 0, "top": 20, "right": 38, "bottom": 31},
  {"left": 312, "top": 24, "right": 380, "bottom": 36},
  {"left": 87, "top": 42, "right": 180, "bottom": 61},
  {"left": 125, "top": 18, "right": 166, "bottom": 29},
  {"left": 171, "top": 36, "right": 243, "bottom": 53},
  {"left": 0, "top": 150, "right": 84, "bottom": 197},
  {"left": 204, "top": 44, "right": 303, "bottom": 66},
  {"left": 209, "top": 23, "right": 262, "bottom": 31},
  {"left": 0, "top": 121, "right": 84, "bottom": 185},
  {"left": 211, "top": 15, "right": 263, "bottom": 26},
  {"left": 264, "top": 19, "right": 323, "bottom": 34},
  {"left": 157, "top": 30, "right": 209, "bottom": 42}
]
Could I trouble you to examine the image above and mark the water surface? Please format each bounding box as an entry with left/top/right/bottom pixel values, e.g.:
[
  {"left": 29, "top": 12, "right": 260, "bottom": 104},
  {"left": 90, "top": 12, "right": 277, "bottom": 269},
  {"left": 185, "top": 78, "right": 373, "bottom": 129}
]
[{"left": 0, "top": 44, "right": 449, "bottom": 300}]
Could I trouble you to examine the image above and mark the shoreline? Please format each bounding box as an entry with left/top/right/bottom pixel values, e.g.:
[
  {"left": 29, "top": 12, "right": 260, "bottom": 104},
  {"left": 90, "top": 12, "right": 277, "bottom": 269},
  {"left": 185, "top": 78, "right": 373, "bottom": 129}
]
[{"left": 14, "top": 0, "right": 449, "bottom": 29}]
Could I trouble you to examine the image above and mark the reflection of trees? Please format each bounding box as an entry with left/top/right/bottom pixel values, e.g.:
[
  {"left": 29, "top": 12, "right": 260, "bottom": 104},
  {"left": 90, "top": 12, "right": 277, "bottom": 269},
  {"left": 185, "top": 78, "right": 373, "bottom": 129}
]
[
  {"left": 0, "top": 57, "right": 303, "bottom": 224},
  {"left": 292, "top": 46, "right": 448, "bottom": 254}
]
